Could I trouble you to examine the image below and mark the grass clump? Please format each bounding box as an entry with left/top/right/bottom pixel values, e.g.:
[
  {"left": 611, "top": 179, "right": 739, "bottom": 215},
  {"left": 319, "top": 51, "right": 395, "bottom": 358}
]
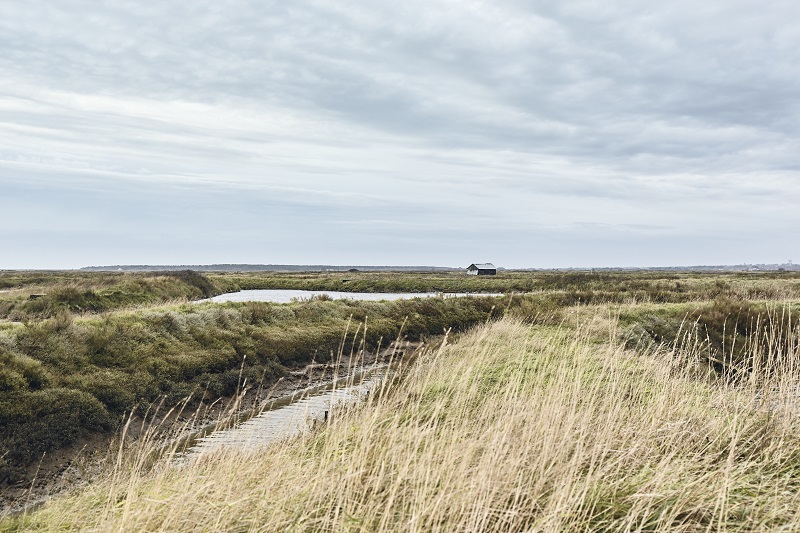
[{"left": 9, "top": 312, "right": 800, "bottom": 531}]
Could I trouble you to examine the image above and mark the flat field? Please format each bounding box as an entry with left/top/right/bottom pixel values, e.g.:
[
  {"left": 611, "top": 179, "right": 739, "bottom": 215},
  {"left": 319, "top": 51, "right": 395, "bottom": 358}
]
[{"left": 2, "top": 269, "right": 800, "bottom": 530}]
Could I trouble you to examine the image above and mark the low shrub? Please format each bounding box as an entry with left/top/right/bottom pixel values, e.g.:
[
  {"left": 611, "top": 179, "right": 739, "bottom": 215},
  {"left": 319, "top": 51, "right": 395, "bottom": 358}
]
[
  {"left": 622, "top": 299, "right": 800, "bottom": 377},
  {"left": 0, "top": 388, "right": 112, "bottom": 466}
]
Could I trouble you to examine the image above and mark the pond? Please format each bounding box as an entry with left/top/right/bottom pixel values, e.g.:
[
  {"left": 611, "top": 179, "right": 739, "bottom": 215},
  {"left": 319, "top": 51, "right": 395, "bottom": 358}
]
[{"left": 200, "top": 289, "right": 500, "bottom": 304}]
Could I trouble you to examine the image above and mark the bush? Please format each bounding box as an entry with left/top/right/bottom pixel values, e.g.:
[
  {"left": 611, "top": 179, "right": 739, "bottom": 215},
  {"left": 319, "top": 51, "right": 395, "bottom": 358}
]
[
  {"left": 62, "top": 369, "right": 143, "bottom": 414},
  {"left": 159, "top": 270, "right": 218, "bottom": 298},
  {"left": 0, "top": 349, "right": 51, "bottom": 391},
  {"left": 622, "top": 299, "right": 800, "bottom": 377},
  {"left": 0, "top": 388, "right": 112, "bottom": 465},
  {"left": 0, "top": 368, "right": 27, "bottom": 392}
]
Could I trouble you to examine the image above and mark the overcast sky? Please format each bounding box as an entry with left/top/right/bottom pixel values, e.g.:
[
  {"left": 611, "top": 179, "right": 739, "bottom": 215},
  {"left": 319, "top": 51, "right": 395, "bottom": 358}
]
[{"left": 2, "top": 1, "right": 799, "bottom": 269}]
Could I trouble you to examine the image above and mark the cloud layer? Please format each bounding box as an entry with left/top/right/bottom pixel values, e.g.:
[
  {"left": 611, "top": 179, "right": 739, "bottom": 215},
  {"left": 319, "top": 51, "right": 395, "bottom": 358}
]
[{"left": 2, "top": 1, "right": 799, "bottom": 268}]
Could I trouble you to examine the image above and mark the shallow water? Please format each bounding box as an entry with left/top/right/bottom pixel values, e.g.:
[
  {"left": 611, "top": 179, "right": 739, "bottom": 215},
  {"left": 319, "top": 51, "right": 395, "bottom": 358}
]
[
  {"left": 178, "top": 365, "right": 387, "bottom": 461},
  {"left": 200, "top": 289, "right": 498, "bottom": 303}
]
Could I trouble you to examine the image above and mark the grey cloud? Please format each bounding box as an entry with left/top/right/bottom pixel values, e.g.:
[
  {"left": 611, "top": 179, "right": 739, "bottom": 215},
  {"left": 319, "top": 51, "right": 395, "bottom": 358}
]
[{"left": 1, "top": 0, "right": 799, "bottom": 268}]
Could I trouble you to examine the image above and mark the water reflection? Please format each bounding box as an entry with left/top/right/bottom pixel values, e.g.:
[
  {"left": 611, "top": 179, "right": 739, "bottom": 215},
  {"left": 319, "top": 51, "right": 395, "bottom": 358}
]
[
  {"left": 179, "top": 366, "right": 386, "bottom": 460},
  {"left": 200, "top": 289, "right": 498, "bottom": 304}
]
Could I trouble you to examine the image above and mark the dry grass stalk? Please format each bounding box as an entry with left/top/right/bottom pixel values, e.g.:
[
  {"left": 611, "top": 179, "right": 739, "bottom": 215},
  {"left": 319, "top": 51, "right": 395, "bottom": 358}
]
[{"left": 8, "top": 311, "right": 800, "bottom": 531}]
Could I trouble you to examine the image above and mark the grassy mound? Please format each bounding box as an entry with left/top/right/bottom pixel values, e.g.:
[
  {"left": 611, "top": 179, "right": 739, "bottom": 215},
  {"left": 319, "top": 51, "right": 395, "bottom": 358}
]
[{"left": 0, "top": 270, "right": 236, "bottom": 321}]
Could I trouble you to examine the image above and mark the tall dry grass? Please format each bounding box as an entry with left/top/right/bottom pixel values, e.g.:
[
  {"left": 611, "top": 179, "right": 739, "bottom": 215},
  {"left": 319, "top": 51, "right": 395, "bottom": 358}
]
[{"left": 7, "top": 312, "right": 800, "bottom": 531}]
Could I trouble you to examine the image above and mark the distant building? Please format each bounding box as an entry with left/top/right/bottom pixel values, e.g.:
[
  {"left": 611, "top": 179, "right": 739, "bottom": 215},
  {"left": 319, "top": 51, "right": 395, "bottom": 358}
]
[{"left": 466, "top": 263, "right": 497, "bottom": 276}]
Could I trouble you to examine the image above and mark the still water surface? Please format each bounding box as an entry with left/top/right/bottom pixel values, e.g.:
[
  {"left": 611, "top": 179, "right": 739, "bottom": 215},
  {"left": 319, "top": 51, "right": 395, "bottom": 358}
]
[
  {"left": 178, "top": 365, "right": 387, "bottom": 461},
  {"left": 202, "top": 289, "right": 497, "bottom": 303}
]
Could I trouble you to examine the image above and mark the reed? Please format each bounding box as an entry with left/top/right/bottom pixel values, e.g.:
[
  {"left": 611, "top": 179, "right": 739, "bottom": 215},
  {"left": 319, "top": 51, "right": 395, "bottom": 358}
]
[{"left": 8, "top": 308, "right": 800, "bottom": 531}]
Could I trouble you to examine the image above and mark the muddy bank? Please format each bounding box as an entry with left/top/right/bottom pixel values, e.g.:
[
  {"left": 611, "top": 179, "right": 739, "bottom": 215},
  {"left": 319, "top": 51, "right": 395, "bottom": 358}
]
[{"left": 0, "top": 339, "right": 424, "bottom": 515}]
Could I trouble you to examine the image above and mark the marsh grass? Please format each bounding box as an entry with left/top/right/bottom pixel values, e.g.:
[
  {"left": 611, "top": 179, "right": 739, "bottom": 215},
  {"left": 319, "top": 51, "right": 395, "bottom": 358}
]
[
  {"left": 5, "top": 270, "right": 800, "bottom": 530},
  {"left": 0, "top": 271, "right": 235, "bottom": 321},
  {"left": 0, "top": 296, "right": 500, "bottom": 478},
  {"left": 8, "top": 309, "right": 800, "bottom": 531},
  {"left": 617, "top": 299, "right": 800, "bottom": 379},
  {"left": 210, "top": 270, "right": 800, "bottom": 304}
]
